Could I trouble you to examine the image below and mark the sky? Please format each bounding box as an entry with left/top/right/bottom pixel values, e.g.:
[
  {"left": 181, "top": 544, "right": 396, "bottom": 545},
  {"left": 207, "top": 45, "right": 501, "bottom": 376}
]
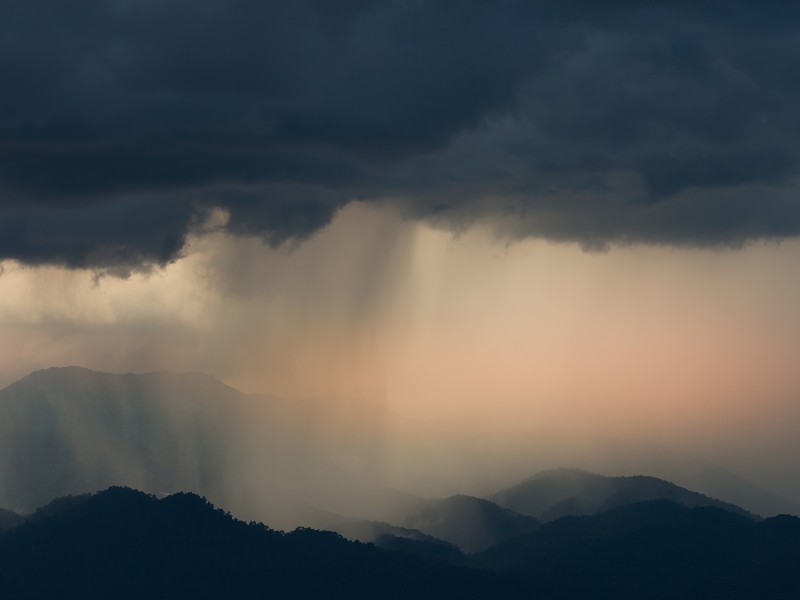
[{"left": 2, "top": 1, "right": 800, "bottom": 507}]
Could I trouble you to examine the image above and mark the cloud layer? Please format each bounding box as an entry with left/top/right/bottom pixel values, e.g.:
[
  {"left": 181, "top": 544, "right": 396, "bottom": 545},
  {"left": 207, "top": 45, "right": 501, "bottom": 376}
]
[{"left": 3, "top": 1, "right": 800, "bottom": 269}]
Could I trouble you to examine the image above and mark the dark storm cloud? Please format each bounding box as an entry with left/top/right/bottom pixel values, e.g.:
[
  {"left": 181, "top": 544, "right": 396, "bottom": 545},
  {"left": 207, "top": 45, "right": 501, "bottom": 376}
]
[
  {"left": 2, "top": 0, "right": 800, "bottom": 269},
  {"left": 0, "top": 198, "right": 196, "bottom": 274}
]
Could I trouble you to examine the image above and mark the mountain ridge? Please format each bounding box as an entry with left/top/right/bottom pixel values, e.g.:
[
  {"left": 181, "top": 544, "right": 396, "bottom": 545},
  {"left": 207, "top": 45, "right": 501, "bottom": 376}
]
[
  {"left": 490, "top": 467, "right": 758, "bottom": 521},
  {"left": 2, "top": 486, "right": 798, "bottom": 599},
  {"left": 0, "top": 366, "right": 782, "bottom": 535},
  {"left": 0, "top": 486, "right": 521, "bottom": 599},
  {"left": 475, "top": 499, "right": 800, "bottom": 599},
  {"left": 403, "top": 494, "right": 540, "bottom": 553}
]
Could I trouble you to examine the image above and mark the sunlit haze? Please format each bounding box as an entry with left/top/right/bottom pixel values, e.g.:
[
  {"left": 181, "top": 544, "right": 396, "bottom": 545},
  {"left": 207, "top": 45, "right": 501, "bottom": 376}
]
[{"left": 2, "top": 202, "right": 799, "bottom": 506}]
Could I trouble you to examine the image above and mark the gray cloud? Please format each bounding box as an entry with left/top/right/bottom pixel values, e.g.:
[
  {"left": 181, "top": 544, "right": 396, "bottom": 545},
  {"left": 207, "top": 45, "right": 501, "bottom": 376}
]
[{"left": 2, "top": 0, "right": 800, "bottom": 270}]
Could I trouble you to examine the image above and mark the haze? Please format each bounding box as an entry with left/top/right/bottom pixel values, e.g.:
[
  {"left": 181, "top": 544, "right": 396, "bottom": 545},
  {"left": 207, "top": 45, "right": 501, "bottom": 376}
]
[
  {"left": 1, "top": 202, "right": 799, "bottom": 509},
  {"left": 2, "top": 0, "right": 800, "bottom": 521}
]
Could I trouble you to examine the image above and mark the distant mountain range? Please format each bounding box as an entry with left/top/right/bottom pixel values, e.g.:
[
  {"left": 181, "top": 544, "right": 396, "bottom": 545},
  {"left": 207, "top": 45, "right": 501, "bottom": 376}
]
[
  {"left": 1, "top": 487, "right": 798, "bottom": 599},
  {"left": 0, "top": 367, "right": 247, "bottom": 513},
  {"left": 403, "top": 495, "right": 540, "bottom": 553},
  {"left": 0, "top": 366, "right": 423, "bottom": 527},
  {"left": 476, "top": 499, "right": 800, "bottom": 599},
  {"left": 490, "top": 468, "right": 756, "bottom": 521},
  {"left": 2, "top": 366, "right": 800, "bottom": 596},
  {"left": 0, "top": 487, "right": 522, "bottom": 599},
  {"left": 0, "top": 365, "right": 792, "bottom": 561}
]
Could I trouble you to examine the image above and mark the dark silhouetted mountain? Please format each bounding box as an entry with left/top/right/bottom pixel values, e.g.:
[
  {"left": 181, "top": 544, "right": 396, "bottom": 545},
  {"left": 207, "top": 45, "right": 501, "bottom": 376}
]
[
  {"left": 475, "top": 500, "right": 800, "bottom": 599},
  {"left": 285, "top": 504, "right": 464, "bottom": 557},
  {"left": 4, "top": 488, "right": 799, "bottom": 599},
  {"left": 491, "top": 468, "right": 756, "bottom": 521},
  {"left": 0, "top": 508, "right": 22, "bottom": 532},
  {"left": 326, "top": 515, "right": 450, "bottom": 546},
  {"left": 372, "top": 534, "right": 472, "bottom": 567},
  {"left": 403, "top": 494, "right": 540, "bottom": 553},
  {"left": 0, "top": 487, "right": 525, "bottom": 599}
]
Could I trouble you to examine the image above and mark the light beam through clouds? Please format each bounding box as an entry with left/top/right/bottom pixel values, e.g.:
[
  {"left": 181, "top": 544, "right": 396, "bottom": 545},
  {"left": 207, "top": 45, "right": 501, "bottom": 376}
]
[{"left": 1, "top": 202, "right": 800, "bottom": 505}]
